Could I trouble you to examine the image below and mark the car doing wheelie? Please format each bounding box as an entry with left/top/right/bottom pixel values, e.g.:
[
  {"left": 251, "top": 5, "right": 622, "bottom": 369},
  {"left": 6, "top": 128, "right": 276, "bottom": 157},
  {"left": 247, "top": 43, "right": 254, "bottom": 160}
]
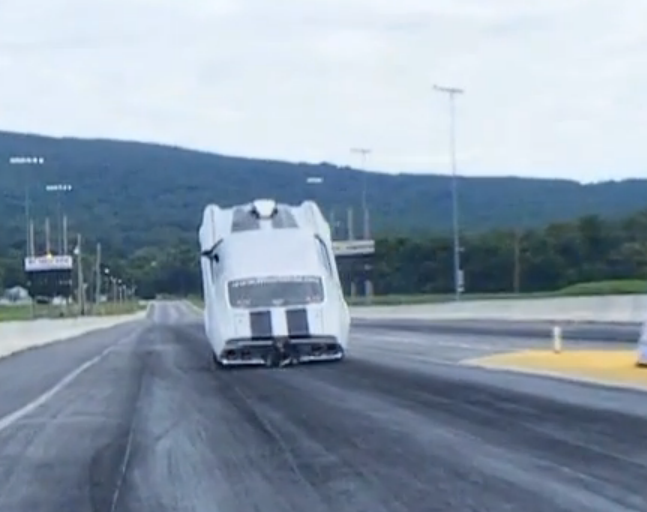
[{"left": 198, "top": 199, "right": 350, "bottom": 368}]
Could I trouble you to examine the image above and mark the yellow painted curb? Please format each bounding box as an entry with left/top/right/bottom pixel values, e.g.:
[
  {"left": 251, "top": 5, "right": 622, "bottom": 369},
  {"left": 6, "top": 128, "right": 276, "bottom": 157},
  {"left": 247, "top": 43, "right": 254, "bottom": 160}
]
[{"left": 463, "top": 349, "right": 647, "bottom": 386}]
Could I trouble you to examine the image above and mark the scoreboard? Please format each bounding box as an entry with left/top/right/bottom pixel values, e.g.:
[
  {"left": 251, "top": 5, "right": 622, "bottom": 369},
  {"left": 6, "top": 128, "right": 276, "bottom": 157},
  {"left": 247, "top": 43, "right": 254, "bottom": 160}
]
[{"left": 24, "top": 255, "right": 74, "bottom": 300}]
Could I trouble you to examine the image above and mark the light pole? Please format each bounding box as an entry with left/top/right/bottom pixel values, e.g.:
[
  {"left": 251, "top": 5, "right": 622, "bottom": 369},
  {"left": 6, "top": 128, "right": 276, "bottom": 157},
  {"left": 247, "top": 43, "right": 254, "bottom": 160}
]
[
  {"left": 9, "top": 156, "right": 45, "bottom": 256},
  {"left": 103, "top": 267, "right": 116, "bottom": 303},
  {"left": 306, "top": 175, "right": 324, "bottom": 217},
  {"left": 306, "top": 176, "right": 323, "bottom": 199},
  {"left": 73, "top": 234, "right": 85, "bottom": 315},
  {"left": 45, "top": 183, "right": 73, "bottom": 254},
  {"left": 350, "top": 147, "right": 371, "bottom": 239},
  {"left": 306, "top": 176, "right": 343, "bottom": 238},
  {"left": 433, "top": 84, "right": 464, "bottom": 301},
  {"left": 350, "top": 147, "right": 375, "bottom": 301}
]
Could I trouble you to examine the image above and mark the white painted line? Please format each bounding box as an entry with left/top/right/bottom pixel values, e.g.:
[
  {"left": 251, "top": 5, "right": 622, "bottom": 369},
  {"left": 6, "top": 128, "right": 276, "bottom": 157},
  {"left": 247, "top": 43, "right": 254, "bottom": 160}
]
[
  {"left": 110, "top": 416, "right": 136, "bottom": 512},
  {"left": 183, "top": 300, "right": 203, "bottom": 315},
  {"left": 0, "top": 329, "right": 139, "bottom": 433},
  {"left": 354, "top": 330, "right": 509, "bottom": 351},
  {"left": 351, "top": 344, "right": 458, "bottom": 367},
  {"left": 459, "top": 354, "right": 504, "bottom": 366},
  {"left": 7, "top": 416, "right": 124, "bottom": 426},
  {"left": 462, "top": 361, "right": 647, "bottom": 393}
]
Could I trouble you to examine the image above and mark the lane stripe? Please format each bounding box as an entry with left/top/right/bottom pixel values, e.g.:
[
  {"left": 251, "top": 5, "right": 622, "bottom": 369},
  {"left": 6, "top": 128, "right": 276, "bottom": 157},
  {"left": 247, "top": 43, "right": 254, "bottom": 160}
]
[
  {"left": 0, "top": 328, "right": 140, "bottom": 433},
  {"left": 352, "top": 330, "right": 507, "bottom": 350}
]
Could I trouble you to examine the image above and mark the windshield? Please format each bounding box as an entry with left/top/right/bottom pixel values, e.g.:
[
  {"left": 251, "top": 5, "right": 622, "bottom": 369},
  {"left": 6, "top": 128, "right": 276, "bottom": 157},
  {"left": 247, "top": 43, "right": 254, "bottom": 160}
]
[{"left": 227, "top": 275, "right": 324, "bottom": 309}]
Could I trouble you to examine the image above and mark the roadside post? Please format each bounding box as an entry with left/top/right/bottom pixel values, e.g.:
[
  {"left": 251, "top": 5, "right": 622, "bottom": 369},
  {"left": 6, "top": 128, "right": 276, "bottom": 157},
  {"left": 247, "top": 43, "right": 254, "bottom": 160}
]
[
  {"left": 637, "top": 321, "right": 647, "bottom": 367},
  {"left": 552, "top": 325, "right": 562, "bottom": 353}
]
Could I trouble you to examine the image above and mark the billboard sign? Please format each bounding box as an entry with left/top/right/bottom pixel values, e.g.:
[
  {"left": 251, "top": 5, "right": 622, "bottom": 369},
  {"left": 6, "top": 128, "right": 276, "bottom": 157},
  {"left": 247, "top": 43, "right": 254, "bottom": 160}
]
[
  {"left": 332, "top": 240, "right": 375, "bottom": 257},
  {"left": 24, "top": 255, "right": 73, "bottom": 272}
]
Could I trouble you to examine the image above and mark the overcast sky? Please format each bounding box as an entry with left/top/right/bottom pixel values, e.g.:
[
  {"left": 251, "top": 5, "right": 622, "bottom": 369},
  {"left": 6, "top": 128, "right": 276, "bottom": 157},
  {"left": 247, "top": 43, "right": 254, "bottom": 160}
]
[{"left": 1, "top": 0, "right": 645, "bottom": 181}]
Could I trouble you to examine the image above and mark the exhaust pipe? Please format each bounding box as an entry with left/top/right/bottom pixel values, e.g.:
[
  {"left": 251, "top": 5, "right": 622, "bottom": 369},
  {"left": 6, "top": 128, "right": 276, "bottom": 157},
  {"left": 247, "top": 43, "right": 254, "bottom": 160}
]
[{"left": 266, "top": 338, "right": 297, "bottom": 367}]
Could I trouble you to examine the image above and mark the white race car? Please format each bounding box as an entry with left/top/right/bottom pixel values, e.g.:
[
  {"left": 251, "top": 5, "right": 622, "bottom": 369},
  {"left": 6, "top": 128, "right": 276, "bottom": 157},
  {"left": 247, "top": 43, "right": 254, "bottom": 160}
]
[{"left": 198, "top": 198, "right": 350, "bottom": 367}]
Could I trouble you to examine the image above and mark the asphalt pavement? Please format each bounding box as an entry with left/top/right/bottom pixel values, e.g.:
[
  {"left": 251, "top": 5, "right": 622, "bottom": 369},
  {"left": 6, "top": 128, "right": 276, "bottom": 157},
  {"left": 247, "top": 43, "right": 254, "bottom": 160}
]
[{"left": 0, "top": 301, "right": 646, "bottom": 512}]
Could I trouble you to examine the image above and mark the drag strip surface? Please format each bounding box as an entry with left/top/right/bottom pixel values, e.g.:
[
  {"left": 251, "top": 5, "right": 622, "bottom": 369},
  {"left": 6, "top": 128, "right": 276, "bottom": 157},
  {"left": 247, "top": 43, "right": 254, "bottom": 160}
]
[{"left": 0, "top": 302, "right": 646, "bottom": 511}]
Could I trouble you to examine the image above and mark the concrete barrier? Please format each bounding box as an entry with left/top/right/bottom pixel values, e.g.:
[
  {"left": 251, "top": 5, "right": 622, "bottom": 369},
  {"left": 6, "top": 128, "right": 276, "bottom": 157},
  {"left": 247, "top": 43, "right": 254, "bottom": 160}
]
[
  {"left": 0, "top": 311, "right": 147, "bottom": 359},
  {"left": 351, "top": 295, "right": 647, "bottom": 323}
]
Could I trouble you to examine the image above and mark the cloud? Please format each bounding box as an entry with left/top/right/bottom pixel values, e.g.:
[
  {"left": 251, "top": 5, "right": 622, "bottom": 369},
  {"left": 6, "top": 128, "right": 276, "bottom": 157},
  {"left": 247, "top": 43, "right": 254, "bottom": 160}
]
[{"left": 0, "top": 0, "right": 645, "bottom": 181}]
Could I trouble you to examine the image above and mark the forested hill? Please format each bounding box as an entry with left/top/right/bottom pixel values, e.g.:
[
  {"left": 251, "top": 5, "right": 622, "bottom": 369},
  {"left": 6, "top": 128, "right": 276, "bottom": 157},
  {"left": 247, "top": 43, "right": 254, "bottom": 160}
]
[{"left": 1, "top": 130, "right": 647, "bottom": 255}]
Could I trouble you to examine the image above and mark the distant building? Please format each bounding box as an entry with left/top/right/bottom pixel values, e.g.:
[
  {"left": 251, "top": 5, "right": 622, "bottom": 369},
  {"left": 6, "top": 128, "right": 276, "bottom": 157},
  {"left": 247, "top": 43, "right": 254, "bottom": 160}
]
[{"left": 1, "top": 286, "right": 30, "bottom": 304}]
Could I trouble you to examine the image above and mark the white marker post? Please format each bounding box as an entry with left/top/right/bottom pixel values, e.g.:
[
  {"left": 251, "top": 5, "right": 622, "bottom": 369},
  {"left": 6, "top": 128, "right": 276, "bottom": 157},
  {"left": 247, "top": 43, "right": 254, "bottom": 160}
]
[
  {"left": 552, "top": 325, "right": 562, "bottom": 353},
  {"left": 637, "top": 319, "right": 647, "bottom": 367}
]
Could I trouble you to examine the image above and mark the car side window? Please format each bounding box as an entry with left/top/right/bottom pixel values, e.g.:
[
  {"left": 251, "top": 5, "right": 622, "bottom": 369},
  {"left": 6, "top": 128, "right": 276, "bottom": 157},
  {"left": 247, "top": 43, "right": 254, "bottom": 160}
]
[
  {"left": 315, "top": 237, "right": 334, "bottom": 276},
  {"left": 207, "top": 242, "right": 222, "bottom": 282}
]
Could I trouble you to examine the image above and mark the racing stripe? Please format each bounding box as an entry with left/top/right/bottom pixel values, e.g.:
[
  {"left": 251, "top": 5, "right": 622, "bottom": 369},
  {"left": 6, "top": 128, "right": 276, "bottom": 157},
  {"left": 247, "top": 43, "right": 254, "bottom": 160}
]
[
  {"left": 249, "top": 310, "right": 272, "bottom": 339},
  {"left": 286, "top": 308, "right": 310, "bottom": 337},
  {"left": 270, "top": 309, "right": 288, "bottom": 337}
]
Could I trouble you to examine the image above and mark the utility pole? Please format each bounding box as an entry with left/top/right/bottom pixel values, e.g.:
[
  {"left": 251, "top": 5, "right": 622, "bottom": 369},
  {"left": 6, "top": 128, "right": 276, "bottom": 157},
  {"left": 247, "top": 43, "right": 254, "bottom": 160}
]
[
  {"left": 56, "top": 191, "right": 61, "bottom": 253},
  {"left": 350, "top": 147, "right": 374, "bottom": 301},
  {"left": 513, "top": 228, "right": 521, "bottom": 293},
  {"left": 346, "top": 207, "right": 355, "bottom": 241},
  {"left": 45, "top": 183, "right": 72, "bottom": 254},
  {"left": 434, "top": 84, "right": 464, "bottom": 301},
  {"left": 63, "top": 215, "right": 69, "bottom": 254},
  {"left": 75, "top": 233, "right": 85, "bottom": 315},
  {"left": 25, "top": 174, "right": 31, "bottom": 256},
  {"left": 94, "top": 242, "right": 102, "bottom": 305},
  {"left": 346, "top": 205, "right": 357, "bottom": 299},
  {"left": 9, "top": 156, "right": 44, "bottom": 257},
  {"left": 350, "top": 147, "right": 372, "bottom": 239},
  {"left": 28, "top": 221, "right": 35, "bottom": 259},
  {"left": 329, "top": 208, "right": 337, "bottom": 239},
  {"left": 44, "top": 218, "right": 51, "bottom": 254}
]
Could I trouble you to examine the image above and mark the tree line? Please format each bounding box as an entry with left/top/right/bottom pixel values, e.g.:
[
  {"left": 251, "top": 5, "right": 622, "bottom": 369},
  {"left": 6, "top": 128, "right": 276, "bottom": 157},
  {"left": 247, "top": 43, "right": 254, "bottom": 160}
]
[
  {"left": 373, "top": 209, "right": 647, "bottom": 294},
  {"left": 1, "top": 209, "right": 647, "bottom": 298}
]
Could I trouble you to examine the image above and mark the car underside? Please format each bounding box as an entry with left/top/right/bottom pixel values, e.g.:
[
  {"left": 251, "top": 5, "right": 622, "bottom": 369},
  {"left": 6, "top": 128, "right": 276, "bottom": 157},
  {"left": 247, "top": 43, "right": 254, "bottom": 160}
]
[{"left": 214, "top": 336, "right": 345, "bottom": 368}]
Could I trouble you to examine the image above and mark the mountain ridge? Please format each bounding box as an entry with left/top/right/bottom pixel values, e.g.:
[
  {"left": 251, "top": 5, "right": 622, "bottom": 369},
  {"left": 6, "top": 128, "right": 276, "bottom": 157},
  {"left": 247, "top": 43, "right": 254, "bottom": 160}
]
[{"left": 1, "top": 129, "right": 646, "bottom": 256}]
